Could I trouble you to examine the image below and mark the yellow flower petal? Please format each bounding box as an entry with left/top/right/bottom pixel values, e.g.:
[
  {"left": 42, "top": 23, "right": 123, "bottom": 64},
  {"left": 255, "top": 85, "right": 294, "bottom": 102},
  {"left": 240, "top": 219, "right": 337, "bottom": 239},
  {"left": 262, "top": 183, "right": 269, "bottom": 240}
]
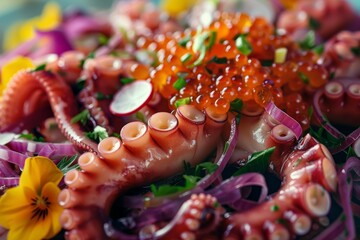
[
  {"left": 20, "top": 157, "right": 63, "bottom": 194},
  {"left": 0, "top": 187, "right": 33, "bottom": 229},
  {"left": 161, "top": 0, "right": 197, "bottom": 16},
  {"left": 2, "top": 2, "right": 61, "bottom": 51},
  {"left": 39, "top": 182, "right": 62, "bottom": 238},
  {"left": 0, "top": 56, "right": 34, "bottom": 96}
]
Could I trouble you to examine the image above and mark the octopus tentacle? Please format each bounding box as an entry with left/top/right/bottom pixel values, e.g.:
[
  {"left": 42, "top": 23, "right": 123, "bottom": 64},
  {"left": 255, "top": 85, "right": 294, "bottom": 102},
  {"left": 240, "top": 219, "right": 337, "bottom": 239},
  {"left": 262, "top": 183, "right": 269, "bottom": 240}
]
[
  {"left": 0, "top": 70, "right": 99, "bottom": 153},
  {"left": 224, "top": 134, "right": 337, "bottom": 239},
  {"left": 59, "top": 105, "right": 227, "bottom": 239}
]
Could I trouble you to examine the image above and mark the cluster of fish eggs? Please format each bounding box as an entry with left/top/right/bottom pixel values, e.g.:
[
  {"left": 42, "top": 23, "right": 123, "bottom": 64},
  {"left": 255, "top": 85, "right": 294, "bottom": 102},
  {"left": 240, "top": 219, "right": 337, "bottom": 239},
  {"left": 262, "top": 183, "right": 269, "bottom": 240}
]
[{"left": 129, "top": 12, "right": 329, "bottom": 129}]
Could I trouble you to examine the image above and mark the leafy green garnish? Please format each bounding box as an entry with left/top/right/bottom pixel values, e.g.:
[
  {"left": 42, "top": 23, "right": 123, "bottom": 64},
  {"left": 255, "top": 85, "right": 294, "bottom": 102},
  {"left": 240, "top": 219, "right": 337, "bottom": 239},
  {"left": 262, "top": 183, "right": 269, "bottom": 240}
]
[
  {"left": 151, "top": 175, "right": 200, "bottom": 197},
  {"left": 195, "top": 162, "right": 218, "bottom": 176},
  {"left": 233, "top": 147, "right": 275, "bottom": 176},
  {"left": 299, "top": 30, "right": 316, "bottom": 50},
  {"left": 85, "top": 126, "right": 108, "bottom": 143},
  {"left": 309, "top": 126, "right": 345, "bottom": 149},
  {"left": 173, "top": 77, "right": 187, "bottom": 90},
  {"left": 71, "top": 109, "right": 90, "bottom": 126},
  {"left": 96, "top": 92, "right": 112, "bottom": 100},
  {"left": 307, "top": 106, "right": 313, "bottom": 119},
  {"left": 135, "top": 111, "right": 146, "bottom": 123},
  {"left": 312, "top": 44, "right": 324, "bottom": 55},
  {"left": 120, "top": 77, "right": 135, "bottom": 85},
  {"left": 174, "top": 97, "right": 191, "bottom": 108},
  {"left": 309, "top": 17, "right": 321, "bottom": 30},
  {"left": 57, "top": 154, "right": 79, "bottom": 175},
  {"left": 351, "top": 47, "right": 360, "bottom": 57},
  {"left": 98, "top": 34, "right": 109, "bottom": 45},
  {"left": 181, "top": 53, "right": 193, "bottom": 63},
  {"left": 31, "top": 63, "right": 47, "bottom": 72},
  {"left": 298, "top": 72, "right": 309, "bottom": 84},
  {"left": 76, "top": 78, "right": 86, "bottom": 91},
  {"left": 271, "top": 205, "right": 280, "bottom": 212},
  {"left": 19, "top": 133, "right": 44, "bottom": 142},
  {"left": 79, "top": 52, "right": 95, "bottom": 69},
  {"left": 235, "top": 34, "right": 252, "bottom": 56},
  {"left": 178, "top": 35, "right": 191, "bottom": 47},
  {"left": 261, "top": 60, "right": 273, "bottom": 66},
  {"left": 210, "top": 56, "right": 228, "bottom": 64},
  {"left": 345, "top": 146, "right": 356, "bottom": 159},
  {"left": 230, "top": 98, "right": 243, "bottom": 113}
]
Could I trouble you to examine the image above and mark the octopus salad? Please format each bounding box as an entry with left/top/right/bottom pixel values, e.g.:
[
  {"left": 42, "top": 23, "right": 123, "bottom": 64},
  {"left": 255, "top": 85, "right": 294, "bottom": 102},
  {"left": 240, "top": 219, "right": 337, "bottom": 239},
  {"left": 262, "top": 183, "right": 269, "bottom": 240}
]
[{"left": 0, "top": 0, "right": 359, "bottom": 239}]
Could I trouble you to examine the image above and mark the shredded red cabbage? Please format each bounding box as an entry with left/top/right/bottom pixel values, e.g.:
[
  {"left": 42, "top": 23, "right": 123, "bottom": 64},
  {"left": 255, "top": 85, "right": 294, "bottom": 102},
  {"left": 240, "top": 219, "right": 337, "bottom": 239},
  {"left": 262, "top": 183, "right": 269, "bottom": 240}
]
[{"left": 265, "top": 101, "right": 302, "bottom": 140}]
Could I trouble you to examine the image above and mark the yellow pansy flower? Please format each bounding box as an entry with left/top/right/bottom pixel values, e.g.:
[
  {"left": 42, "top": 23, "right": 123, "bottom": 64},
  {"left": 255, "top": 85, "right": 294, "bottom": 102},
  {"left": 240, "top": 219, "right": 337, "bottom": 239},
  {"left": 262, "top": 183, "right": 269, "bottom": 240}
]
[
  {"left": 0, "top": 156, "right": 63, "bottom": 240},
  {"left": 161, "top": 0, "right": 198, "bottom": 17},
  {"left": 3, "top": 2, "right": 61, "bottom": 51},
  {"left": 0, "top": 56, "right": 34, "bottom": 96}
]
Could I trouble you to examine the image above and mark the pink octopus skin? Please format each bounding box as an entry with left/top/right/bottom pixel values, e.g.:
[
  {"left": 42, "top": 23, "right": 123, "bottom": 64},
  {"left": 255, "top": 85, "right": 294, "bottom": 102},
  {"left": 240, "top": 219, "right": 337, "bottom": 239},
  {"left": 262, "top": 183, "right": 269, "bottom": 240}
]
[
  {"left": 0, "top": 70, "right": 99, "bottom": 153},
  {"left": 58, "top": 105, "right": 227, "bottom": 240},
  {"left": 224, "top": 134, "right": 338, "bottom": 240},
  {"left": 135, "top": 194, "right": 223, "bottom": 240},
  {"left": 316, "top": 78, "right": 360, "bottom": 127},
  {"left": 230, "top": 108, "right": 296, "bottom": 163},
  {"left": 322, "top": 31, "right": 360, "bottom": 78},
  {"left": 277, "top": 0, "right": 355, "bottom": 40}
]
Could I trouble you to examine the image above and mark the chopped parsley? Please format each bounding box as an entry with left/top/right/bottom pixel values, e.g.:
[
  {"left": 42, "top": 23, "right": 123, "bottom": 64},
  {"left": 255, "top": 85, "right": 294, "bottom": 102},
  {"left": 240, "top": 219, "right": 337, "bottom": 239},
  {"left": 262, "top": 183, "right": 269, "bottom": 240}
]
[
  {"left": 135, "top": 111, "right": 146, "bottom": 123},
  {"left": 85, "top": 126, "right": 109, "bottom": 143},
  {"left": 298, "top": 72, "right": 310, "bottom": 84},
  {"left": 19, "top": 133, "right": 44, "bottom": 142},
  {"left": 271, "top": 205, "right": 280, "bottom": 212},
  {"left": 120, "top": 77, "right": 135, "bottom": 85},
  {"left": 96, "top": 92, "right": 112, "bottom": 100},
  {"left": 309, "top": 17, "right": 321, "bottom": 30},
  {"left": 151, "top": 175, "right": 200, "bottom": 197},
  {"left": 299, "top": 30, "right": 316, "bottom": 50}
]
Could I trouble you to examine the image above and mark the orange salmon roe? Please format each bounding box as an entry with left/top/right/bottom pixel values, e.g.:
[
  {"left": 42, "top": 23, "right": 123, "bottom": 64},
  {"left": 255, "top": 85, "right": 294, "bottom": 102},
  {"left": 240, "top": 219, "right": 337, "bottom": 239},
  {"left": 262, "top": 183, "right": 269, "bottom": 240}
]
[{"left": 136, "top": 13, "right": 328, "bottom": 129}]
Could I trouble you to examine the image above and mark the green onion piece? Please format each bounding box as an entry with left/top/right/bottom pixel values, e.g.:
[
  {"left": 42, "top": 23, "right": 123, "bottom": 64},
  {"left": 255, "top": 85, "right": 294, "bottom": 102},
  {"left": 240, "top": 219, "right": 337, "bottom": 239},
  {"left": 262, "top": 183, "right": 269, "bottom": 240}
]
[
  {"left": 98, "top": 34, "right": 109, "bottom": 45},
  {"left": 76, "top": 78, "right": 86, "bottom": 91},
  {"left": 192, "top": 45, "right": 206, "bottom": 66},
  {"left": 120, "top": 77, "right": 135, "bottom": 84},
  {"left": 173, "top": 77, "right": 187, "bottom": 90},
  {"left": 174, "top": 97, "right": 191, "bottom": 108},
  {"left": 275, "top": 48, "right": 288, "bottom": 64},
  {"left": 31, "top": 63, "right": 47, "bottom": 72},
  {"left": 178, "top": 35, "right": 191, "bottom": 47},
  {"left": 309, "top": 17, "right": 321, "bottom": 30},
  {"left": 85, "top": 126, "right": 109, "bottom": 143},
  {"left": 71, "top": 109, "right": 90, "bottom": 126},
  {"left": 210, "top": 56, "right": 228, "bottom": 64},
  {"left": 235, "top": 35, "right": 252, "bottom": 56},
  {"left": 206, "top": 31, "right": 217, "bottom": 50},
  {"left": 298, "top": 72, "right": 309, "bottom": 84},
  {"left": 299, "top": 30, "right": 316, "bottom": 50},
  {"left": 233, "top": 147, "right": 275, "bottom": 176},
  {"left": 180, "top": 53, "right": 193, "bottom": 63},
  {"left": 313, "top": 44, "right": 324, "bottom": 55},
  {"left": 351, "top": 47, "right": 360, "bottom": 56}
]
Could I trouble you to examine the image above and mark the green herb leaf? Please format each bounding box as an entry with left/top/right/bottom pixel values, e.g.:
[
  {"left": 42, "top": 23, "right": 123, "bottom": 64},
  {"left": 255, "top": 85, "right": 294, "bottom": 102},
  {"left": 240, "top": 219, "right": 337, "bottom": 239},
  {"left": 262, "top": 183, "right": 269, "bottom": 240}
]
[
  {"left": 173, "top": 77, "right": 187, "bottom": 90},
  {"left": 178, "top": 35, "right": 191, "bottom": 47},
  {"left": 135, "top": 111, "right": 146, "bottom": 123},
  {"left": 98, "top": 34, "right": 109, "bottom": 45},
  {"left": 233, "top": 147, "right": 275, "bottom": 176},
  {"left": 261, "top": 60, "right": 273, "bottom": 66},
  {"left": 271, "top": 205, "right": 280, "bottom": 212},
  {"left": 151, "top": 174, "right": 199, "bottom": 197},
  {"left": 120, "top": 77, "right": 135, "bottom": 84},
  {"left": 210, "top": 56, "right": 228, "bottom": 64},
  {"left": 96, "top": 92, "right": 112, "bottom": 100},
  {"left": 351, "top": 47, "right": 360, "bottom": 57},
  {"left": 180, "top": 53, "right": 193, "bottom": 63},
  {"left": 298, "top": 72, "right": 309, "bottom": 84},
  {"left": 230, "top": 98, "right": 243, "bottom": 113},
  {"left": 313, "top": 44, "right": 324, "bottom": 55},
  {"left": 235, "top": 35, "right": 252, "bottom": 56},
  {"left": 71, "top": 109, "right": 90, "bottom": 126},
  {"left": 299, "top": 31, "right": 316, "bottom": 50},
  {"left": 309, "top": 126, "right": 345, "bottom": 149},
  {"left": 195, "top": 162, "right": 218, "bottom": 176},
  {"left": 76, "top": 78, "right": 86, "bottom": 91},
  {"left": 309, "top": 17, "right": 321, "bottom": 30},
  {"left": 345, "top": 146, "right": 356, "bottom": 159},
  {"left": 57, "top": 154, "right": 79, "bottom": 175},
  {"left": 79, "top": 52, "right": 95, "bottom": 69},
  {"left": 174, "top": 97, "right": 191, "bottom": 108},
  {"left": 307, "top": 106, "right": 313, "bottom": 119},
  {"left": 19, "top": 133, "right": 44, "bottom": 142},
  {"left": 85, "top": 126, "right": 109, "bottom": 143},
  {"left": 31, "top": 63, "right": 47, "bottom": 72}
]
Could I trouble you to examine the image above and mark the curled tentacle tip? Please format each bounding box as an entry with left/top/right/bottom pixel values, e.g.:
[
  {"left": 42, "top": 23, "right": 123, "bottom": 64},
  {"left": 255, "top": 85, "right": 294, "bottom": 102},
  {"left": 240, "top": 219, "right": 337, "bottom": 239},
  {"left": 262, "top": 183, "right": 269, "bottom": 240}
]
[
  {"left": 120, "top": 121, "right": 147, "bottom": 142},
  {"left": 148, "top": 112, "right": 178, "bottom": 132},
  {"left": 98, "top": 137, "right": 121, "bottom": 155},
  {"left": 303, "top": 184, "right": 331, "bottom": 217},
  {"left": 177, "top": 105, "right": 206, "bottom": 124}
]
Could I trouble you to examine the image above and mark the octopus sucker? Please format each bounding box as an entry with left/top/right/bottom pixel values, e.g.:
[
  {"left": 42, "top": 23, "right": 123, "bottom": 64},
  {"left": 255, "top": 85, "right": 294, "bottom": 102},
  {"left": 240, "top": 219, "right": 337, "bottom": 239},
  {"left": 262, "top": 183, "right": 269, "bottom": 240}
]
[
  {"left": 0, "top": 69, "right": 99, "bottom": 153},
  {"left": 59, "top": 105, "right": 227, "bottom": 239}
]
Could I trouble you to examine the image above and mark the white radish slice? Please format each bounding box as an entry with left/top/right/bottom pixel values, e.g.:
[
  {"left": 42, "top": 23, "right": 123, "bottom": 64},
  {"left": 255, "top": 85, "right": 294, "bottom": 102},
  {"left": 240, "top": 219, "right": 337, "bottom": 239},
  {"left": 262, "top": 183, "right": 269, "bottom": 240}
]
[{"left": 110, "top": 81, "right": 153, "bottom": 116}]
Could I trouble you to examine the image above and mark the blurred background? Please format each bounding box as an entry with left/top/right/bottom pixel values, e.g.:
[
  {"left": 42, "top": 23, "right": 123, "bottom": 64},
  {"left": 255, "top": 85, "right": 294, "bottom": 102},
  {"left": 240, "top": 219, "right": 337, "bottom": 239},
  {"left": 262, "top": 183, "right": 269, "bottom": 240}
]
[{"left": 0, "top": 0, "right": 360, "bottom": 52}]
